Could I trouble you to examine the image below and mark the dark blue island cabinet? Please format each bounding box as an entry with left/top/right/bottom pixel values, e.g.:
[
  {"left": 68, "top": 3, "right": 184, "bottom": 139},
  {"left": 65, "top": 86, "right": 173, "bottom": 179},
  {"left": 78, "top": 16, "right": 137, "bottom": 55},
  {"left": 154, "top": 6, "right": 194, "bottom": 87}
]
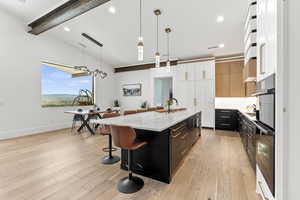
[{"left": 120, "top": 112, "right": 201, "bottom": 184}]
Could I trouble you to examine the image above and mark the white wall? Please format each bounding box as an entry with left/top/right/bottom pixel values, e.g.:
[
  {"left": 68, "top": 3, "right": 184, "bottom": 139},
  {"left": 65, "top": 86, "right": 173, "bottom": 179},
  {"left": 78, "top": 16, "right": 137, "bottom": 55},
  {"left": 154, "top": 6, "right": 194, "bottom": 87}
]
[
  {"left": 115, "top": 70, "right": 151, "bottom": 110},
  {"left": 285, "top": 0, "right": 300, "bottom": 199},
  {"left": 0, "top": 9, "right": 115, "bottom": 139},
  {"left": 114, "top": 67, "right": 177, "bottom": 111}
]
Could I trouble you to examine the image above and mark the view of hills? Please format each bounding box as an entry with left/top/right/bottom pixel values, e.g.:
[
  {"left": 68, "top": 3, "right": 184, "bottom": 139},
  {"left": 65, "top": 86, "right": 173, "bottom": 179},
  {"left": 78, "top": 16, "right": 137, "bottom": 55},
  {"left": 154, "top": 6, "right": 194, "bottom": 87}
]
[{"left": 42, "top": 94, "right": 77, "bottom": 107}]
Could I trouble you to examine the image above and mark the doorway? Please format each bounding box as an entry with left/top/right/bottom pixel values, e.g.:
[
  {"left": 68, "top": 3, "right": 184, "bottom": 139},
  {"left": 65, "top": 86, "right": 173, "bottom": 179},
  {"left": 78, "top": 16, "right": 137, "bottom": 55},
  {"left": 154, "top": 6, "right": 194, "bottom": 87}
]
[{"left": 154, "top": 77, "right": 173, "bottom": 107}]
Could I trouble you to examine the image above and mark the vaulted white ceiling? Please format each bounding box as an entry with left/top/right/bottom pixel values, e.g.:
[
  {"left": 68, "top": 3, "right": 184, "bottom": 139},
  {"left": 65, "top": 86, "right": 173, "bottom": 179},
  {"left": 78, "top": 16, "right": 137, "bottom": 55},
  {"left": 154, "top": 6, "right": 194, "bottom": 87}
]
[{"left": 0, "top": 0, "right": 248, "bottom": 67}]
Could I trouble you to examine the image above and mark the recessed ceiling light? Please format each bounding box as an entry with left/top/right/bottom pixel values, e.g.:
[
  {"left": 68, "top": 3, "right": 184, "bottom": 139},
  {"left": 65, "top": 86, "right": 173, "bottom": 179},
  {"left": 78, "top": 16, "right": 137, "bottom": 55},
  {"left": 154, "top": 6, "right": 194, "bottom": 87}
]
[
  {"left": 219, "top": 43, "right": 225, "bottom": 48},
  {"left": 217, "top": 16, "right": 224, "bottom": 23},
  {"left": 64, "top": 27, "right": 71, "bottom": 32},
  {"left": 109, "top": 6, "right": 116, "bottom": 14}
]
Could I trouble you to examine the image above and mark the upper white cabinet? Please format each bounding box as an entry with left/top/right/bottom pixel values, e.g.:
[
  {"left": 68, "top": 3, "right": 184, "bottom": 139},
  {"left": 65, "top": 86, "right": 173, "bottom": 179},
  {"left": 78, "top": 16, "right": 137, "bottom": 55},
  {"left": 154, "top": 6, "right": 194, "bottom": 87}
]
[
  {"left": 257, "top": 0, "right": 276, "bottom": 81},
  {"left": 176, "top": 61, "right": 215, "bottom": 81},
  {"left": 195, "top": 61, "right": 215, "bottom": 80}
]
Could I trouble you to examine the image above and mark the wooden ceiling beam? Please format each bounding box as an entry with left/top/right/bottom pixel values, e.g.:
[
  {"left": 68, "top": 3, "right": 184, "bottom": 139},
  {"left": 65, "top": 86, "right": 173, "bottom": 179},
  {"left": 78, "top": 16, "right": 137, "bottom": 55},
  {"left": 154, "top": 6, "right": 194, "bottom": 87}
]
[
  {"left": 28, "top": 0, "right": 110, "bottom": 35},
  {"left": 114, "top": 61, "right": 178, "bottom": 73}
]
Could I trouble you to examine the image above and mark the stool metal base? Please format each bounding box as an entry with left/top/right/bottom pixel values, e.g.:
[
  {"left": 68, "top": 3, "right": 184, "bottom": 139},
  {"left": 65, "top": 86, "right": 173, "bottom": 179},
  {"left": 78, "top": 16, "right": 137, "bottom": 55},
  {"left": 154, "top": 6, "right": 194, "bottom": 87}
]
[
  {"left": 101, "top": 155, "right": 120, "bottom": 165},
  {"left": 117, "top": 176, "right": 144, "bottom": 194}
]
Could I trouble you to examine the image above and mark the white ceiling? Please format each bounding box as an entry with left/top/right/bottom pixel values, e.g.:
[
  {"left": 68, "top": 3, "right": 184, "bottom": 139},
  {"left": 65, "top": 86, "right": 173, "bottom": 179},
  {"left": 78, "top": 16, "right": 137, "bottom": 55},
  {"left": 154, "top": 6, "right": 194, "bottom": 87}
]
[{"left": 0, "top": 0, "right": 248, "bottom": 67}]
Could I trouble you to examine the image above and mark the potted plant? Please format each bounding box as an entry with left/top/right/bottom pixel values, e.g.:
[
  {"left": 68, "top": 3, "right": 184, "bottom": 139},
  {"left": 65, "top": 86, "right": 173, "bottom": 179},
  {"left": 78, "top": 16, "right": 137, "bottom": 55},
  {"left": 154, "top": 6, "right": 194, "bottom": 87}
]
[
  {"left": 141, "top": 101, "right": 148, "bottom": 109},
  {"left": 113, "top": 100, "right": 121, "bottom": 113},
  {"left": 113, "top": 100, "right": 120, "bottom": 107}
]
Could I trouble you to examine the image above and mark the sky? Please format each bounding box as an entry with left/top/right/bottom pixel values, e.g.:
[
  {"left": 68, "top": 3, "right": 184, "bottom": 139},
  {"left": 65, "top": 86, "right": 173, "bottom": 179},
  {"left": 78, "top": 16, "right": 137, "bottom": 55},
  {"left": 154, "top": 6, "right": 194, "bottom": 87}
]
[{"left": 41, "top": 65, "right": 93, "bottom": 95}]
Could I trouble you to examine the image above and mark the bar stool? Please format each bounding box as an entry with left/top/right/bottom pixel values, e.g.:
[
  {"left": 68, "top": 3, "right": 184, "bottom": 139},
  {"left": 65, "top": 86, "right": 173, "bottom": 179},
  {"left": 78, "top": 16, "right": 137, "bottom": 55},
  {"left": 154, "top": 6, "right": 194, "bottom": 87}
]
[
  {"left": 110, "top": 125, "right": 147, "bottom": 193},
  {"left": 99, "top": 113, "right": 121, "bottom": 165}
]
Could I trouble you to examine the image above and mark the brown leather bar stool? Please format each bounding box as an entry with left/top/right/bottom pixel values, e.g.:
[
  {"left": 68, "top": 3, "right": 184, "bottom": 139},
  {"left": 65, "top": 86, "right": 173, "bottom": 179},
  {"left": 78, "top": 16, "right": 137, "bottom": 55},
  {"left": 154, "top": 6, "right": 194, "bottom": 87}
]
[
  {"left": 110, "top": 125, "right": 147, "bottom": 193},
  {"left": 99, "top": 113, "right": 121, "bottom": 165}
]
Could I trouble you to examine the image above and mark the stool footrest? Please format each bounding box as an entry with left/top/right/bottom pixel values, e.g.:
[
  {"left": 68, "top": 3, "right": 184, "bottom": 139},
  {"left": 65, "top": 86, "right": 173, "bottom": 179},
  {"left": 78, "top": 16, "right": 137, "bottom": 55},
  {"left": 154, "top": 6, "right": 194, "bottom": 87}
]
[{"left": 102, "top": 147, "right": 117, "bottom": 152}]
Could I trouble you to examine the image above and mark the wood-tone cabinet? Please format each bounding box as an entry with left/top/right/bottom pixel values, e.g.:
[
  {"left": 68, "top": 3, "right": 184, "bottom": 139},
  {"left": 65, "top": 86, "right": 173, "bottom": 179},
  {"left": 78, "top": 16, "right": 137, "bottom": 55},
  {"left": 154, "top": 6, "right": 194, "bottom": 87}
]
[
  {"left": 216, "top": 60, "right": 257, "bottom": 97},
  {"left": 243, "top": 59, "right": 257, "bottom": 82},
  {"left": 216, "top": 60, "right": 245, "bottom": 97},
  {"left": 245, "top": 82, "right": 256, "bottom": 97}
]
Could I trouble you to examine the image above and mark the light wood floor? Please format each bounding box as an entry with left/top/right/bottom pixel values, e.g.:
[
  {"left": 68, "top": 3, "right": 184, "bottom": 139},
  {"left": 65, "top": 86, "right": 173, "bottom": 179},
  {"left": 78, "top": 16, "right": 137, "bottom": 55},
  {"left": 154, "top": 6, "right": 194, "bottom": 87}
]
[{"left": 0, "top": 129, "right": 260, "bottom": 200}]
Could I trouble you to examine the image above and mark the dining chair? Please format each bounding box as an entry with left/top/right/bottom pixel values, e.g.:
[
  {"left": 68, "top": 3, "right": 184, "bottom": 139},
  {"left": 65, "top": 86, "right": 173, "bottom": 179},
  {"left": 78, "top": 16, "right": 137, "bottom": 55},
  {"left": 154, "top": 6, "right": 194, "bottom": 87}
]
[
  {"left": 136, "top": 109, "right": 147, "bottom": 113},
  {"left": 71, "top": 114, "right": 84, "bottom": 134},
  {"left": 123, "top": 110, "right": 137, "bottom": 115}
]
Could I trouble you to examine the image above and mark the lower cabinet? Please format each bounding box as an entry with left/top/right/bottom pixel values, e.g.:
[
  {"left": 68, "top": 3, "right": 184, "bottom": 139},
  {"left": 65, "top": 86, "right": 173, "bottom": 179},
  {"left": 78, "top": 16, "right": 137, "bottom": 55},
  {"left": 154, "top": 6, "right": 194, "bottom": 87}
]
[
  {"left": 215, "top": 109, "right": 238, "bottom": 131},
  {"left": 171, "top": 113, "right": 201, "bottom": 177},
  {"left": 238, "top": 111, "right": 257, "bottom": 171}
]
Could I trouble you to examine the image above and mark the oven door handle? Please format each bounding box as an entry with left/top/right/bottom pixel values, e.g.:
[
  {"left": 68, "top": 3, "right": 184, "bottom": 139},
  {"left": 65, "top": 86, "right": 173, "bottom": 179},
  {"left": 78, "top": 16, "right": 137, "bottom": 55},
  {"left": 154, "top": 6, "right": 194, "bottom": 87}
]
[{"left": 254, "top": 121, "right": 274, "bottom": 135}]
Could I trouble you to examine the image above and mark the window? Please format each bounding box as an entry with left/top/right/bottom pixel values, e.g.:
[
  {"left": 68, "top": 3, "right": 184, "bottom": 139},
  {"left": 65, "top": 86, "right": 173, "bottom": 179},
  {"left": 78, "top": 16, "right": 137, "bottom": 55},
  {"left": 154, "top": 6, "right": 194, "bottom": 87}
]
[{"left": 41, "top": 63, "right": 94, "bottom": 107}]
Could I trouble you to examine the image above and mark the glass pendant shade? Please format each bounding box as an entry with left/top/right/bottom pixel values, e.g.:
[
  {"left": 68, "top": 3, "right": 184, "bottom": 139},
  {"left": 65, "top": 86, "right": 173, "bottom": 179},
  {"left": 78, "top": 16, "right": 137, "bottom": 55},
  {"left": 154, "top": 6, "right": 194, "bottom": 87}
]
[
  {"left": 138, "top": 37, "right": 144, "bottom": 61},
  {"left": 166, "top": 60, "right": 171, "bottom": 72},
  {"left": 155, "top": 52, "right": 160, "bottom": 68}
]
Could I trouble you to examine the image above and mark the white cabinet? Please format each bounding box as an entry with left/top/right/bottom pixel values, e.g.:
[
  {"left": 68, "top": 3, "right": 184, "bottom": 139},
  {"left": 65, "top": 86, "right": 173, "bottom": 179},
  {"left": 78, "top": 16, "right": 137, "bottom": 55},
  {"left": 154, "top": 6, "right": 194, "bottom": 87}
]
[
  {"left": 176, "top": 63, "right": 194, "bottom": 81},
  {"left": 176, "top": 61, "right": 215, "bottom": 81},
  {"left": 173, "top": 80, "right": 195, "bottom": 110},
  {"left": 173, "top": 60, "right": 215, "bottom": 128},
  {"left": 257, "top": 0, "right": 276, "bottom": 81},
  {"left": 195, "top": 61, "right": 215, "bottom": 80},
  {"left": 195, "top": 80, "right": 215, "bottom": 127}
]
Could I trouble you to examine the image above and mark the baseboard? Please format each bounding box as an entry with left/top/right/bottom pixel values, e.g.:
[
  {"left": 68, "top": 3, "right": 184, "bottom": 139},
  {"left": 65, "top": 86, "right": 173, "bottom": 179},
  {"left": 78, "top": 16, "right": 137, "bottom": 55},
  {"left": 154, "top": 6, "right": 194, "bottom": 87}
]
[
  {"left": 0, "top": 122, "right": 71, "bottom": 140},
  {"left": 202, "top": 126, "right": 214, "bottom": 129}
]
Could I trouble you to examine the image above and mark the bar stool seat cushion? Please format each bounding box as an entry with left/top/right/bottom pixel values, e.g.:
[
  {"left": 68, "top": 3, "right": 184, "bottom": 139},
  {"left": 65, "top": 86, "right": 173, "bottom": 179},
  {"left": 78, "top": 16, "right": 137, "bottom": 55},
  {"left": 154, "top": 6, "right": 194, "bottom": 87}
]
[
  {"left": 130, "top": 141, "right": 147, "bottom": 150},
  {"left": 99, "top": 126, "right": 110, "bottom": 135}
]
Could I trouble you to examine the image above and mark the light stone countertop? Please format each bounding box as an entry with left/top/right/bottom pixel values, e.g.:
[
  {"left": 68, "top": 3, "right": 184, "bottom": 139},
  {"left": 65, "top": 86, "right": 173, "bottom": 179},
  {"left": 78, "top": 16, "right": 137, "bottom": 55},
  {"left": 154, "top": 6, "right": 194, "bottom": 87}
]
[{"left": 91, "top": 109, "right": 200, "bottom": 132}]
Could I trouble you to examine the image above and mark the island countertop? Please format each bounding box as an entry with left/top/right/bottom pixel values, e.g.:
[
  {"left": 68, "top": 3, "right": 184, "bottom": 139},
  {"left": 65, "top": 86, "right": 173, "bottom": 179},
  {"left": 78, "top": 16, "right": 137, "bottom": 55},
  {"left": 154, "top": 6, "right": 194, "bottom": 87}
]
[{"left": 92, "top": 109, "right": 200, "bottom": 132}]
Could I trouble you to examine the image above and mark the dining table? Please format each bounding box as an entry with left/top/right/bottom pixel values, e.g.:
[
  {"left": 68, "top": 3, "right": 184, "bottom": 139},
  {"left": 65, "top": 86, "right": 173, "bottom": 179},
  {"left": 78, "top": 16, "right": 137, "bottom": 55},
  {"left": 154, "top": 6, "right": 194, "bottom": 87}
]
[{"left": 65, "top": 110, "right": 104, "bottom": 135}]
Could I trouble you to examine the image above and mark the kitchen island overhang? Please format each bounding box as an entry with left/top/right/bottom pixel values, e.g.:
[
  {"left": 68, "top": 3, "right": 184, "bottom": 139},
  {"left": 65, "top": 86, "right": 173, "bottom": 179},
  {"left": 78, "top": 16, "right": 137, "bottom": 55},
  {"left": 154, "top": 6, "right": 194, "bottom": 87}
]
[{"left": 92, "top": 110, "right": 202, "bottom": 183}]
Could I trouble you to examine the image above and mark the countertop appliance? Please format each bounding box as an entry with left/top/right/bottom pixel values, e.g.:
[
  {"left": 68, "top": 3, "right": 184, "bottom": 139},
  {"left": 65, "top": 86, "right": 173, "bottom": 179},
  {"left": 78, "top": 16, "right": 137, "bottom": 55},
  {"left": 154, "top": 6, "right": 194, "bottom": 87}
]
[{"left": 254, "top": 74, "right": 275, "bottom": 196}]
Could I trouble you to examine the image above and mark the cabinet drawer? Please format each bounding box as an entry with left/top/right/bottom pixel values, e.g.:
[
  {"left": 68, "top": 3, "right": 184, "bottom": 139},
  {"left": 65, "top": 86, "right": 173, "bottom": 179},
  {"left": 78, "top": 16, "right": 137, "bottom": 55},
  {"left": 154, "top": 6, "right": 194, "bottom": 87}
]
[
  {"left": 215, "top": 115, "right": 234, "bottom": 122},
  {"left": 216, "top": 109, "right": 236, "bottom": 119},
  {"left": 215, "top": 122, "right": 235, "bottom": 131}
]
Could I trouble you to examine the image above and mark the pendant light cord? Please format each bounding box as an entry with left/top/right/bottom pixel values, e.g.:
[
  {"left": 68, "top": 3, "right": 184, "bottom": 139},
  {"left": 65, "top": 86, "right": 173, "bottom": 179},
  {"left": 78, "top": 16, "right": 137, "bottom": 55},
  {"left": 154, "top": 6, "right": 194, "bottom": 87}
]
[
  {"left": 156, "top": 15, "right": 159, "bottom": 53},
  {"left": 167, "top": 32, "right": 170, "bottom": 60},
  {"left": 139, "top": 0, "right": 142, "bottom": 38}
]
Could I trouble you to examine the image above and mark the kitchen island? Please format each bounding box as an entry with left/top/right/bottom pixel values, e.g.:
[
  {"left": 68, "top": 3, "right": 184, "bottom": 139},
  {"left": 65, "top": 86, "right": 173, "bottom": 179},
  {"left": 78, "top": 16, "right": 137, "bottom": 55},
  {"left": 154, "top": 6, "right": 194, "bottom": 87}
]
[{"left": 93, "top": 110, "right": 201, "bottom": 183}]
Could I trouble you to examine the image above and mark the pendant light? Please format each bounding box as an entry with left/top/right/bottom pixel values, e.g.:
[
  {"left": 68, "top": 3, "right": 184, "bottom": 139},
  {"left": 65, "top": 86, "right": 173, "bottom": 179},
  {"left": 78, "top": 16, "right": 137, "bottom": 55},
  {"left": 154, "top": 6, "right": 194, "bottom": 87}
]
[
  {"left": 165, "top": 27, "right": 171, "bottom": 72},
  {"left": 75, "top": 43, "right": 107, "bottom": 79},
  {"left": 154, "top": 9, "right": 161, "bottom": 68},
  {"left": 137, "top": 0, "right": 144, "bottom": 61}
]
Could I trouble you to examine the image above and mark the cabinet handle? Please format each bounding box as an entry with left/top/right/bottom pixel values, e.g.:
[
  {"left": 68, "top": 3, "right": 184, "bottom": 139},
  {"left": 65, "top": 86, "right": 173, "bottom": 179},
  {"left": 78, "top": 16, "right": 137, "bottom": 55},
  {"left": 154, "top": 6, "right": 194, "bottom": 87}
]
[
  {"left": 194, "top": 98, "right": 197, "bottom": 106},
  {"left": 202, "top": 70, "right": 206, "bottom": 79},
  {"left": 220, "top": 123, "right": 231, "bottom": 126},
  {"left": 220, "top": 110, "right": 230, "bottom": 112},
  {"left": 171, "top": 131, "right": 183, "bottom": 138},
  {"left": 220, "top": 116, "right": 230, "bottom": 119},
  {"left": 171, "top": 123, "right": 187, "bottom": 134},
  {"left": 185, "top": 72, "right": 188, "bottom": 80},
  {"left": 258, "top": 181, "right": 270, "bottom": 200},
  {"left": 259, "top": 43, "right": 266, "bottom": 75}
]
